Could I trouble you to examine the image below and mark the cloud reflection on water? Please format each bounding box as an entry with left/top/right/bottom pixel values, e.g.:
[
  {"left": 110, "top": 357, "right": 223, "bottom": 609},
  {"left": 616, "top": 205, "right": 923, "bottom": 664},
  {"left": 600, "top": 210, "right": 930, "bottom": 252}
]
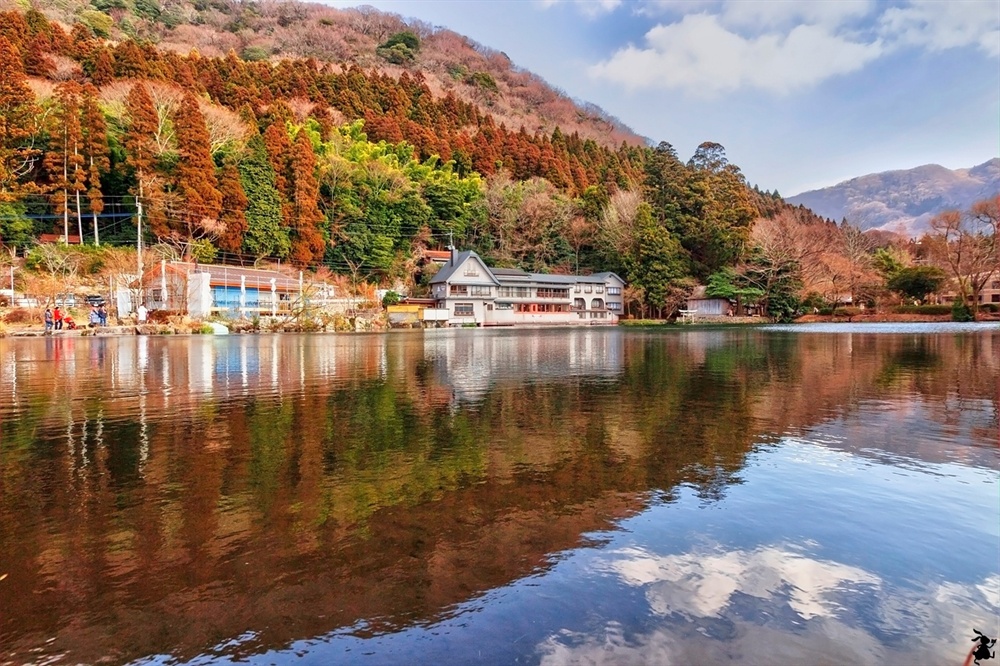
[{"left": 538, "top": 544, "right": 1000, "bottom": 666}]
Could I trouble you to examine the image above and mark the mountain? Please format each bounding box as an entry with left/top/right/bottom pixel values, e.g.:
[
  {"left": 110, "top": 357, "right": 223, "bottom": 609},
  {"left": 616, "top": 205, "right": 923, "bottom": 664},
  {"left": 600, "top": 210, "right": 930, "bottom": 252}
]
[
  {"left": 5, "top": 0, "right": 647, "bottom": 150},
  {"left": 786, "top": 159, "right": 1000, "bottom": 236}
]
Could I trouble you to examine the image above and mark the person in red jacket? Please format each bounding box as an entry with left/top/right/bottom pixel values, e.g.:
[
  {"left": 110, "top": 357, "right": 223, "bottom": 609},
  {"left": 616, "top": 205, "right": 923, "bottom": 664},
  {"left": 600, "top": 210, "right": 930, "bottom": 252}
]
[{"left": 53, "top": 306, "right": 63, "bottom": 330}]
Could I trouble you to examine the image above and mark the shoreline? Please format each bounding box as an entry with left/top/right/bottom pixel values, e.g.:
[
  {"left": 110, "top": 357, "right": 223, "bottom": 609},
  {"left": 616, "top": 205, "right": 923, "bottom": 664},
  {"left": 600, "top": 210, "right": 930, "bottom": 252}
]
[{"left": 4, "top": 314, "right": 999, "bottom": 338}]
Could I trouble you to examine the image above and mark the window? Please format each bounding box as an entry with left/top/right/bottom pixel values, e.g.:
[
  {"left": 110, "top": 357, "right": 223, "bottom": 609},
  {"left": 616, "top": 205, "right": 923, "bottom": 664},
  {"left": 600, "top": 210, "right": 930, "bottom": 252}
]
[
  {"left": 993, "top": 294, "right": 1000, "bottom": 303},
  {"left": 574, "top": 284, "right": 582, "bottom": 293},
  {"left": 499, "top": 286, "right": 529, "bottom": 298},
  {"left": 992, "top": 281, "right": 1000, "bottom": 289},
  {"left": 607, "top": 286, "right": 621, "bottom": 295},
  {"left": 469, "top": 286, "right": 492, "bottom": 297},
  {"left": 463, "top": 264, "right": 480, "bottom": 277},
  {"left": 454, "top": 303, "right": 474, "bottom": 316},
  {"left": 591, "top": 298, "right": 604, "bottom": 309},
  {"left": 584, "top": 285, "right": 592, "bottom": 293},
  {"left": 595, "top": 285, "right": 604, "bottom": 294},
  {"left": 573, "top": 298, "right": 586, "bottom": 310},
  {"left": 151, "top": 288, "right": 162, "bottom": 301},
  {"left": 537, "top": 288, "right": 569, "bottom": 299},
  {"left": 608, "top": 302, "right": 622, "bottom": 311},
  {"left": 450, "top": 285, "right": 468, "bottom": 295}
]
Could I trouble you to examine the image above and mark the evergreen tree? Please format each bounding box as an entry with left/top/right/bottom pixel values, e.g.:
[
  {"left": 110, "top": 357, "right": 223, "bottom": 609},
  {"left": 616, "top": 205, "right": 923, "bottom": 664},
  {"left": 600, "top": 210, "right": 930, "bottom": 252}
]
[
  {"left": 217, "top": 161, "right": 248, "bottom": 253},
  {"left": 289, "top": 130, "right": 326, "bottom": 265},
  {"left": 0, "top": 37, "right": 40, "bottom": 198},
  {"left": 43, "top": 83, "right": 84, "bottom": 242},
  {"left": 80, "top": 84, "right": 109, "bottom": 245},
  {"left": 239, "top": 134, "right": 289, "bottom": 259},
  {"left": 173, "top": 92, "right": 223, "bottom": 249}
]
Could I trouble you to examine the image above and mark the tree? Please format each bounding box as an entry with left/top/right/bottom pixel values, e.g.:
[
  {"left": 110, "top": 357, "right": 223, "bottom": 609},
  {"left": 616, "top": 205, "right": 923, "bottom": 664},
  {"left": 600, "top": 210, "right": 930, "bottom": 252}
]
[
  {"left": 239, "top": 135, "right": 289, "bottom": 259},
  {"left": 627, "top": 203, "right": 688, "bottom": 318},
  {"left": 216, "top": 162, "right": 248, "bottom": 254},
  {"left": 80, "top": 84, "right": 109, "bottom": 245},
  {"left": 124, "top": 82, "right": 161, "bottom": 242},
  {"left": 0, "top": 37, "right": 41, "bottom": 198},
  {"left": 928, "top": 197, "right": 999, "bottom": 315},
  {"left": 886, "top": 266, "right": 946, "bottom": 304},
  {"left": 43, "top": 82, "right": 85, "bottom": 243},
  {"left": 288, "top": 130, "right": 326, "bottom": 265},
  {"left": 172, "top": 92, "right": 223, "bottom": 251}
]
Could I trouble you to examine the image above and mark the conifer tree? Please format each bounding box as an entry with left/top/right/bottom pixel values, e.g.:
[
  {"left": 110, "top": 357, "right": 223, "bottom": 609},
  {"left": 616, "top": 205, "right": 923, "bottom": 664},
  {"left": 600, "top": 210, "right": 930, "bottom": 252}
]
[
  {"left": 0, "top": 37, "right": 40, "bottom": 198},
  {"left": 239, "top": 134, "right": 289, "bottom": 259},
  {"left": 81, "top": 84, "right": 109, "bottom": 245},
  {"left": 124, "top": 82, "right": 161, "bottom": 244},
  {"left": 43, "top": 82, "right": 84, "bottom": 242},
  {"left": 289, "top": 130, "right": 325, "bottom": 265},
  {"left": 217, "top": 161, "right": 248, "bottom": 253},
  {"left": 173, "top": 93, "right": 222, "bottom": 251}
]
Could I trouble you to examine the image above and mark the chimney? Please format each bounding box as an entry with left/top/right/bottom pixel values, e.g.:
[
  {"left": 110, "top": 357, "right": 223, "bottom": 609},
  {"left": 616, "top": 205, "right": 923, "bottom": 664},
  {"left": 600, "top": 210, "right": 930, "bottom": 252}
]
[{"left": 450, "top": 245, "right": 456, "bottom": 266}]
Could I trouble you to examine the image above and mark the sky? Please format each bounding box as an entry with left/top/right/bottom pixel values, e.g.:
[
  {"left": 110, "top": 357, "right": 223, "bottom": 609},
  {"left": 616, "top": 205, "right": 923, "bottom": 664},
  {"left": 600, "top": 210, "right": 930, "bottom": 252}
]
[{"left": 323, "top": 0, "right": 1000, "bottom": 196}]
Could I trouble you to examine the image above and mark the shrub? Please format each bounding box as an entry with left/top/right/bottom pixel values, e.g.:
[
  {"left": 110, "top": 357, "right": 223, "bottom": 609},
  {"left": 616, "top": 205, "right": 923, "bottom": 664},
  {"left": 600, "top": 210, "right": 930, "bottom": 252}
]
[
  {"left": 241, "top": 46, "right": 270, "bottom": 62},
  {"left": 376, "top": 43, "right": 414, "bottom": 65},
  {"left": 951, "top": 300, "right": 974, "bottom": 322},
  {"left": 381, "top": 31, "right": 420, "bottom": 51},
  {"left": 381, "top": 290, "right": 400, "bottom": 308},
  {"left": 893, "top": 305, "right": 952, "bottom": 315},
  {"left": 4, "top": 307, "right": 34, "bottom": 324},
  {"left": 831, "top": 307, "right": 863, "bottom": 317},
  {"left": 467, "top": 71, "right": 498, "bottom": 93},
  {"left": 979, "top": 303, "right": 999, "bottom": 313}
]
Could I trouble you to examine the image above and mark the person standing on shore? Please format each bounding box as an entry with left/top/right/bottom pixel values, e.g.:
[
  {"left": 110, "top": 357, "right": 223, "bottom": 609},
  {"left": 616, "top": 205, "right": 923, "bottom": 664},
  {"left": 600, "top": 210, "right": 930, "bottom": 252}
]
[
  {"left": 53, "top": 306, "right": 63, "bottom": 330},
  {"left": 44, "top": 308, "right": 53, "bottom": 332},
  {"left": 137, "top": 303, "right": 147, "bottom": 323},
  {"left": 98, "top": 304, "right": 108, "bottom": 326}
]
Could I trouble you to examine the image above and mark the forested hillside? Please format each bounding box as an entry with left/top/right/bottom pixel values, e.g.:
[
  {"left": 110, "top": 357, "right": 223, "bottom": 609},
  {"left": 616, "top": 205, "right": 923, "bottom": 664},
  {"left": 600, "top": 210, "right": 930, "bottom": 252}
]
[{"left": 1, "top": 2, "right": 882, "bottom": 320}]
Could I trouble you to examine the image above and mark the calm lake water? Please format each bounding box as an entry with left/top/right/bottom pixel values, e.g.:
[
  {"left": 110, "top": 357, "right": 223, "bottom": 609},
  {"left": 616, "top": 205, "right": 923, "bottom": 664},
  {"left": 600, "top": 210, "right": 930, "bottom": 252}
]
[{"left": 1, "top": 325, "right": 998, "bottom": 665}]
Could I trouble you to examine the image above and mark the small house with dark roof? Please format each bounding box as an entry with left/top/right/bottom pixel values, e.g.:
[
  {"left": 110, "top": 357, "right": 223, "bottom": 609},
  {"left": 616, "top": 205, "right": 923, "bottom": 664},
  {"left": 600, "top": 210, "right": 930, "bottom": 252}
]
[{"left": 429, "top": 249, "right": 625, "bottom": 326}]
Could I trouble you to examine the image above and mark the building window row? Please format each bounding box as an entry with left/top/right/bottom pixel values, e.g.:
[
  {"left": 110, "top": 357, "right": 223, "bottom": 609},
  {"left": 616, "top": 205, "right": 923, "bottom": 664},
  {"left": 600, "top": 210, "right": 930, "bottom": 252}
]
[
  {"left": 454, "top": 303, "right": 474, "bottom": 316},
  {"left": 499, "top": 286, "right": 531, "bottom": 298},
  {"left": 537, "top": 288, "right": 569, "bottom": 299},
  {"left": 607, "top": 287, "right": 621, "bottom": 295}
]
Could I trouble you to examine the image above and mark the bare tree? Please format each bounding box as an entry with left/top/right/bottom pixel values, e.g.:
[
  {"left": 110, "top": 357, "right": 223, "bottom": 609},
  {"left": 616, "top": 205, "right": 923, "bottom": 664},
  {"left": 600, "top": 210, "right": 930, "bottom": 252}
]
[{"left": 929, "top": 196, "right": 999, "bottom": 314}]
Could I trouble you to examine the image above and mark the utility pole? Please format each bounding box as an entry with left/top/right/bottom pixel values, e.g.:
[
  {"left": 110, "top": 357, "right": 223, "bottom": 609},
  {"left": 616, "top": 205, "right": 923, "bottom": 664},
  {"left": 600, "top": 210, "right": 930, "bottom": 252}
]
[{"left": 136, "top": 190, "right": 144, "bottom": 308}]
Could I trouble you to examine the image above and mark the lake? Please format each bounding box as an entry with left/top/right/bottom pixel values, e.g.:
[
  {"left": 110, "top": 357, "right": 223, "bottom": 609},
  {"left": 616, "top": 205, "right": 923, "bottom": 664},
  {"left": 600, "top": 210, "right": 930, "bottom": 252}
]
[{"left": 1, "top": 325, "right": 998, "bottom": 665}]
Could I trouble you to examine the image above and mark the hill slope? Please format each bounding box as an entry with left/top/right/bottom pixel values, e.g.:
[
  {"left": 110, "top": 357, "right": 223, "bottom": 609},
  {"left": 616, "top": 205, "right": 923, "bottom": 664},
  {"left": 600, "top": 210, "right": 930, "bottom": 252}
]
[
  {"left": 786, "top": 159, "right": 1000, "bottom": 235},
  {"left": 2, "top": 0, "right": 647, "bottom": 150}
]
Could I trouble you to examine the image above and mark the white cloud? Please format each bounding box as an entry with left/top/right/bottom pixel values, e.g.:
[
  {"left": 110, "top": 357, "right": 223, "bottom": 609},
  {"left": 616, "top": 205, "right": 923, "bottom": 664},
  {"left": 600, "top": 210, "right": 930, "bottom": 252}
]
[
  {"left": 537, "top": 546, "right": 1000, "bottom": 666},
  {"left": 588, "top": 13, "right": 884, "bottom": 96},
  {"left": 880, "top": 0, "right": 1000, "bottom": 57},
  {"left": 587, "top": 0, "right": 998, "bottom": 96},
  {"left": 538, "top": 0, "right": 623, "bottom": 17}
]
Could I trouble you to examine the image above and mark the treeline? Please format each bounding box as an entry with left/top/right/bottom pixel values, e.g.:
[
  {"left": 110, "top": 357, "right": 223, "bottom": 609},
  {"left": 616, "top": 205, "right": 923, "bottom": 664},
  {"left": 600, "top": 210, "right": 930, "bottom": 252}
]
[{"left": 0, "top": 7, "right": 820, "bottom": 316}]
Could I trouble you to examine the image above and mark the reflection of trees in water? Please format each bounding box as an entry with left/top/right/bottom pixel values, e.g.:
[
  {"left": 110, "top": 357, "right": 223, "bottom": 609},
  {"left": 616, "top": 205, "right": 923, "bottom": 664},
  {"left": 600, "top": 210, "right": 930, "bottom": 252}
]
[{"left": 0, "top": 330, "right": 997, "bottom": 663}]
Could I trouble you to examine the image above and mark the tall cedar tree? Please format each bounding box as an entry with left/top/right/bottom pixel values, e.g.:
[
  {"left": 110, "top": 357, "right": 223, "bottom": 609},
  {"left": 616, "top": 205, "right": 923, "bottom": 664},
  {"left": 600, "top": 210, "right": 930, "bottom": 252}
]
[
  {"left": 217, "top": 161, "right": 248, "bottom": 253},
  {"left": 289, "top": 131, "right": 325, "bottom": 265},
  {"left": 173, "top": 93, "right": 223, "bottom": 247},
  {"left": 43, "top": 82, "right": 85, "bottom": 242},
  {"left": 80, "top": 84, "right": 109, "bottom": 245},
  {"left": 239, "top": 134, "right": 289, "bottom": 259},
  {"left": 124, "top": 83, "right": 159, "bottom": 208},
  {"left": 262, "top": 121, "right": 293, "bottom": 200},
  {"left": 0, "top": 37, "right": 40, "bottom": 197}
]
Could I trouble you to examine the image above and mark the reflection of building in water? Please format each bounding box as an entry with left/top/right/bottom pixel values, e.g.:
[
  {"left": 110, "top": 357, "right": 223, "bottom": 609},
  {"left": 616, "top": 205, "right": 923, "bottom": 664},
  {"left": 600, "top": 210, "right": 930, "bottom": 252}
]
[{"left": 423, "top": 329, "right": 624, "bottom": 403}]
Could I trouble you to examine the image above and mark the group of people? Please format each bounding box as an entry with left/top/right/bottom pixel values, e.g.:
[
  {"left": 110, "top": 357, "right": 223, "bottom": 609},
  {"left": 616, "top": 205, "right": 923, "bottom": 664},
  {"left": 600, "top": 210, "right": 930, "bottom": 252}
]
[
  {"left": 44, "top": 304, "right": 108, "bottom": 332},
  {"left": 88, "top": 304, "right": 109, "bottom": 327}
]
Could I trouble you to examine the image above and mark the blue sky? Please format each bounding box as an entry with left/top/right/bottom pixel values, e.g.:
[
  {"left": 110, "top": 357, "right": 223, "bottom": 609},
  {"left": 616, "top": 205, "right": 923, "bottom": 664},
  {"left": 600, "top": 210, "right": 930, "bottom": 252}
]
[{"left": 325, "top": 0, "right": 1000, "bottom": 196}]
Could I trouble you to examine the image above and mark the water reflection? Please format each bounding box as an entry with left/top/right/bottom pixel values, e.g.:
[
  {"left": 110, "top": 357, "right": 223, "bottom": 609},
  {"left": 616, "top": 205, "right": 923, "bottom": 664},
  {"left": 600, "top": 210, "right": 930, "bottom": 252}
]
[{"left": 0, "top": 327, "right": 997, "bottom": 665}]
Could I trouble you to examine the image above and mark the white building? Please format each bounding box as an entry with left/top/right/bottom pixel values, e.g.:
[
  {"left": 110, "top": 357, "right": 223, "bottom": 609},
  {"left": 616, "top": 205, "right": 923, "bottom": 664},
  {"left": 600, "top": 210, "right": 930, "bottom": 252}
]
[{"left": 429, "top": 250, "right": 625, "bottom": 326}]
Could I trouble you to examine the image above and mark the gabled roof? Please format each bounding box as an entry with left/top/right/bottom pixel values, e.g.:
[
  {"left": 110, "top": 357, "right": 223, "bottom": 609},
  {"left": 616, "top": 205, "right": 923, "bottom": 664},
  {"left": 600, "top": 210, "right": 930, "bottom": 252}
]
[
  {"left": 587, "top": 271, "right": 626, "bottom": 284},
  {"left": 429, "top": 251, "right": 501, "bottom": 285}
]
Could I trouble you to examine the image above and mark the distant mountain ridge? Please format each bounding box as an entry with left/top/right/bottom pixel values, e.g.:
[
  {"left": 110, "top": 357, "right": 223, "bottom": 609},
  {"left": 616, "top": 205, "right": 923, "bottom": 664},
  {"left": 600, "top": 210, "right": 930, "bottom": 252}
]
[{"left": 786, "top": 158, "right": 1000, "bottom": 236}]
